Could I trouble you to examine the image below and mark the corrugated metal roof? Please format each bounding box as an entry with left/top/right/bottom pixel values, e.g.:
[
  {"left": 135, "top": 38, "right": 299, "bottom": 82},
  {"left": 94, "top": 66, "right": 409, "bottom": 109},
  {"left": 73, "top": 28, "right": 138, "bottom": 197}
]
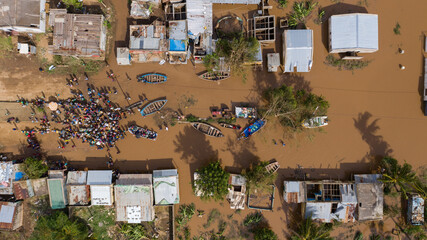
[
  {"left": 66, "top": 171, "right": 87, "bottom": 185},
  {"left": 13, "top": 180, "right": 33, "bottom": 200},
  {"left": 283, "top": 30, "right": 313, "bottom": 72},
  {"left": 330, "top": 13, "right": 378, "bottom": 51},
  {"left": 186, "top": 0, "right": 213, "bottom": 36},
  {"left": 90, "top": 185, "right": 113, "bottom": 205},
  {"left": 117, "top": 174, "right": 152, "bottom": 185},
  {"left": 356, "top": 183, "right": 383, "bottom": 221},
  {"left": 48, "top": 170, "right": 65, "bottom": 179},
  {"left": 47, "top": 179, "right": 67, "bottom": 209},
  {"left": 229, "top": 174, "right": 245, "bottom": 186},
  {"left": 305, "top": 202, "right": 332, "bottom": 222},
  {"left": 87, "top": 170, "right": 112, "bottom": 185},
  {"left": 0, "top": 205, "right": 14, "bottom": 223},
  {"left": 115, "top": 182, "right": 154, "bottom": 222},
  {"left": 67, "top": 185, "right": 90, "bottom": 206},
  {"left": 153, "top": 170, "right": 179, "bottom": 205},
  {"left": 340, "top": 184, "right": 357, "bottom": 203},
  {"left": 283, "top": 181, "right": 305, "bottom": 203},
  {"left": 169, "top": 20, "right": 187, "bottom": 40}
]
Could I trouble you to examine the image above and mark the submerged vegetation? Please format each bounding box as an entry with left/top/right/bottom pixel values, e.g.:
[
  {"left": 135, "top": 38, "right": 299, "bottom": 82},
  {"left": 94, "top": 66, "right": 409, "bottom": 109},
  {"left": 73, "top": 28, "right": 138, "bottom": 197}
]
[
  {"left": 288, "top": 1, "right": 318, "bottom": 28},
  {"left": 393, "top": 22, "right": 401, "bottom": 35},
  {"left": 193, "top": 161, "right": 230, "bottom": 201},
  {"left": 263, "top": 84, "right": 329, "bottom": 130},
  {"left": 119, "top": 224, "right": 148, "bottom": 240},
  {"left": 325, "top": 54, "right": 371, "bottom": 71}
]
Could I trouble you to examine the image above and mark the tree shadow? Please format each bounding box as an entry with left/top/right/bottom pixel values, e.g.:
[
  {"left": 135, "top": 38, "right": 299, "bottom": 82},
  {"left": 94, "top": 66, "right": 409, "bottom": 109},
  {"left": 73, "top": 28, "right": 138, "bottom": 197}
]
[
  {"left": 353, "top": 112, "right": 393, "bottom": 166},
  {"left": 320, "top": 3, "right": 368, "bottom": 51},
  {"left": 222, "top": 136, "right": 258, "bottom": 172},
  {"left": 174, "top": 125, "right": 218, "bottom": 175}
]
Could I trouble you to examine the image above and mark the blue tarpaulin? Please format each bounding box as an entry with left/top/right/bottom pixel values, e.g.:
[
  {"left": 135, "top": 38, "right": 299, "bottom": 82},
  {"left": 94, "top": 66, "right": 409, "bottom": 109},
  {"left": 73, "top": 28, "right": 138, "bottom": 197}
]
[{"left": 169, "top": 39, "right": 186, "bottom": 51}]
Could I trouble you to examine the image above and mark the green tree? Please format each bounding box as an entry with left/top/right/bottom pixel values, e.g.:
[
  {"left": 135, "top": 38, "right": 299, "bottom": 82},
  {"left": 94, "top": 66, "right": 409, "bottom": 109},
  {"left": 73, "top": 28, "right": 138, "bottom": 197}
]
[
  {"left": 290, "top": 217, "right": 334, "bottom": 240},
  {"left": 23, "top": 157, "right": 48, "bottom": 179},
  {"left": 242, "top": 161, "right": 277, "bottom": 194},
  {"left": 252, "top": 226, "right": 278, "bottom": 240},
  {"left": 380, "top": 157, "right": 417, "bottom": 198},
  {"left": 30, "top": 211, "right": 89, "bottom": 240},
  {"left": 263, "top": 85, "right": 329, "bottom": 130},
  {"left": 193, "top": 161, "right": 230, "bottom": 201},
  {"left": 119, "top": 224, "right": 148, "bottom": 240},
  {"left": 62, "top": 0, "right": 83, "bottom": 8}
]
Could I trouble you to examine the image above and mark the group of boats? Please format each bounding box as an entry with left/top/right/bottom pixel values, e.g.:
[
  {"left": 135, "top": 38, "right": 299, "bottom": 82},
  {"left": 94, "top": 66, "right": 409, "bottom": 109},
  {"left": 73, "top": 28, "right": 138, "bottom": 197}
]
[{"left": 134, "top": 73, "right": 328, "bottom": 141}]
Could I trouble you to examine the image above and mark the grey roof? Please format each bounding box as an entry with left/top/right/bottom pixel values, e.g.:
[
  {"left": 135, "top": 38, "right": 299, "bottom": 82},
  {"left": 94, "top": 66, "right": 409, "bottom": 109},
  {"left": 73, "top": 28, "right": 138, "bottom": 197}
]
[
  {"left": 230, "top": 174, "right": 245, "bottom": 186},
  {"left": 0, "top": 205, "right": 14, "bottom": 223},
  {"left": 283, "top": 29, "right": 313, "bottom": 72},
  {"left": 114, "top": 174, "right": 154, "bottom": 222},
  {"left": 67, "top": 185, "right": 89, "bottom": 206},
  {"left": 116, "top": 47, "right": 130, "bottom": 65},
  {"left": 283, "top": 181, "right": 306, "bottom": 203},
  {"left": 153, "top": 170, "right": 179, "bottom": 205},
  {"left": 0, "top": 0, "right": 46, "bottom": 32},
  {"left": 87, "top": 170, "right": 112, "bottom": 185},
  {"left": 169, "top": 20, "right": 187, "bottom": 40},
  {"left": 356, "top": 182, "right": 383, "bottom": 221},
  {"left": 330, "top": 13, "right": 378, "bottom": 51},
  {"left": 354, "top": 174, "right": 381, "bottom": 184},
  {"left": 66, "top": 171, "right": 87, "bottom": 185},
  {"left": 116, "top": 174, "right": 152, "bottom": 185}
]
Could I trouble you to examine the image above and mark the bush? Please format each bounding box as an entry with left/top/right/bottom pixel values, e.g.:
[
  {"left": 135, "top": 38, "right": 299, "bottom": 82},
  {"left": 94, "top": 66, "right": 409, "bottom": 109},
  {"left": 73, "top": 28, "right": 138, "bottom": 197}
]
[
  {"left": 252, "top": 227, "right": 278, "bottom": 240},
  {"left": 30, "top": 211, "right": 89, "bottom": 240},
  {"left": 243, "top": 212, "right": 263, "bottom": 226},
  {"left": 23, "top": 157, "right": 48, "bottom": 179},
  {"left": 288, "top": 1, "right": 318, "bottom": 28},
  {"left": 176, "top": 203, "right": 196, "bottom": 231},
  {"left": 393, "top": 22, "right": 401, "bottom": 35},
  {"left": 119, "top": 224, "right": 147, "bottom": 240},
  {"left": 193, "top": 161, "right": 230, "bottom": 201},
  {"left": 0, "top": 36, "right": 13, "bottom": 53},
  {"left": 278, "top": 0, "right": 288, "bottom": 8},
  {"left": 325, "top": 54, "right": 370, "bottom": 71},
  {"left": 242, "top": 161, "right": 277, "bottom": 194},
  {"left": 62, "top": 0, "right": 83, "bottom": 8}
]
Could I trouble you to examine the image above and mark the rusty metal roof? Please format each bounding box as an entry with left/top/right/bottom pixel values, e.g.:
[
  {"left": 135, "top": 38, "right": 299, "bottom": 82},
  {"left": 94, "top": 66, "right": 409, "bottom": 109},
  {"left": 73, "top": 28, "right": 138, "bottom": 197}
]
[{"left": 67, "top": 185, "right": 90, "bottom": 206}]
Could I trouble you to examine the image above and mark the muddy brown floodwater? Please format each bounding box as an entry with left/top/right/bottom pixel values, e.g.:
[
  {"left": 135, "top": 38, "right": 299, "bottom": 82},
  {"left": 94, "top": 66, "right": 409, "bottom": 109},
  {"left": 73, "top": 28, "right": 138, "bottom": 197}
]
[{"left": 0, "top": 0, "right": 427, "bottom": 238}]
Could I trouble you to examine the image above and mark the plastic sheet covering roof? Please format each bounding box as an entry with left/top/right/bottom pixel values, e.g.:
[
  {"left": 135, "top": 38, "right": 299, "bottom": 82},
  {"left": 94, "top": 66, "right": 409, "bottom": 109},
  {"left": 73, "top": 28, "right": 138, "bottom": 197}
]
[
  {"left": 91, "top": 185, "right": 113, "bottom": 205},
  {"left": 66, "top": 171, "right": 87, "bottom": 185},
  {"left": 115, "top": 174, "right": 154, "bottom": 222},
  {"left": 186, "top": 0, "right": 213, "bottom": 36},
  {"left": 0, "top": 162, "right": 13, "bottom": 194},
  {"left": 210, "top": 0, "right": 261, "bottom": 4},
  {"left": 153, "top": 169, "right": 179, "bottom": 205},
  {"left": 330, "top": 13, "right": 378, "bottom": 51},
  {"left": 408, "top": 194, "right": 424, "bottom": 225},
  {"left": 47, "top": 179, "right": 67, "bottom": 209},
  {"left": 87, "top": 170, "right": 112, "bottom": 185},
  {"left": 283, "top": 181, "right": 305, "bottom": 203},
  {"left": 283, "top": 29, "right": 313, "bottom": 72}
]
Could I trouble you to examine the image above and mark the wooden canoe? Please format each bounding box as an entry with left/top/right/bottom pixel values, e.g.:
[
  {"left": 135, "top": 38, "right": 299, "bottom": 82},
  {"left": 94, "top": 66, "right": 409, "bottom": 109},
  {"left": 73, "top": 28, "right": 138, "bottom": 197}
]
[
  {"left": 191, "top": 122, "right": 224, "bottom": 138},
  {"left": 137, "top": 73, "right": 167, "bottom": 84},
  {"left": 140, "top": 99, "right": 167, "bottom": 116},
  {"left": 198, "top": 71, "right": 230, "bottom": 81},
  {"left": 265, "top": 161, "right": 280, "bottom": 174}
]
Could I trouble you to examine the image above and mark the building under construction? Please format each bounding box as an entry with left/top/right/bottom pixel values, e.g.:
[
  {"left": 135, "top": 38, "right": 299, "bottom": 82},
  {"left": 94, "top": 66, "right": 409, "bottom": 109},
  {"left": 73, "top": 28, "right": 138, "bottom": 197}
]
[{"left": 248, "top": 15, "right": 275, "bottom": 43}]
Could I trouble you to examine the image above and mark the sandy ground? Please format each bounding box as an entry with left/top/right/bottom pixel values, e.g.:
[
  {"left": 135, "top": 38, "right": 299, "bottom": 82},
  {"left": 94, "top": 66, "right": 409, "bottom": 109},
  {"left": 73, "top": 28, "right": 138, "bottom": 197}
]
[{"left": 0, "top": 0, "right": 427, "bottom": 238}]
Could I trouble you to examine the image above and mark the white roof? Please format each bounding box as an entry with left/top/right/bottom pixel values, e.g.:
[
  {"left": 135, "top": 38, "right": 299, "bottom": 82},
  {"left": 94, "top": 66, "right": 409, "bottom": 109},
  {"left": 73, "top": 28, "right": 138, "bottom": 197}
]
[
  {"left": 330, "top": 13, "right": 378, "bottom": 51},
  {"left": 87, "top": 170, "right": 112, "bottom": 185},
  {"left": 305, "top": 202, "right": 332, "bottom": 222},
  {"left": 283, "top": 29, "right": 313, "bottom": 72},
  {"left": 126, "top": 206, "right": 142, "bottom": 223},
  {"left": 153, "top": 169, "right": 179, "bottom": 205},
  {"left": 169, "top": 20, "right": 187, "bottom": 40},
  {"left": 66, "top": 171, "right": 87, "bottom": 185},
  {"left": 116, "top": 47, "right": 130, "bottom": 65},
  {"left": 90, "top": 185, "right": 112, "bottom": 205},
  {"left": 186, "top": 0, "right": 213, "bottom": 37},
  {"left": 0, "top": 205, "right": 14, "bottom": 223}
]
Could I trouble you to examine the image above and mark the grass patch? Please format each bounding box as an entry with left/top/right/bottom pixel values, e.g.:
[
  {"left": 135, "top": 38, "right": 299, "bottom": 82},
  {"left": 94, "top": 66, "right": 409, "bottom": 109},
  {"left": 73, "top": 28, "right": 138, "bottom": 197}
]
[
  {"left": 71, "top": 205, "right": 116, "bottom": 240},
  {"left": 393, "top": 22, "right": 401, "bottom": 35},
  {"left": 40, "top": 55, "right": 105, "bottom": 74},
  {"left": 203, "top": 209, "right": 221, "bottom": 229},
  {"left": 0, "top": 35, "right": 13, "bottom": 54},
  {"left": 325, "top": 54, "right": 370, "bottom": 71}
]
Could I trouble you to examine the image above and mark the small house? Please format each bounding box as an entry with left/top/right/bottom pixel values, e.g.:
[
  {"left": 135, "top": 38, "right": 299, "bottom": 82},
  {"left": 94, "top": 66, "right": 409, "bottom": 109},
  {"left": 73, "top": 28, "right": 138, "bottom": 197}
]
[
  {"left": 17, "top": 43, "right": 36, "bottom": 54},
  {"left": 128, "top": 21, "right": 168, "bottom": 63},
  {"left": 168, "top": 20, "right": 188, "bottom": 64},
  {"left": 0, "top": 201, "right": 23, "bottom": 230},
  {"left": 0, "top": 0, "right": 46, "bottom": 33},
  {"left": 66, "top": 171, "right": 90, "bottom": 206},
  {"left": 226, "top": 174, "right": 246, "bottom": 209},
  {"left": 49, "top": 12, "right": 107, "bottom": 59},
  {"left": 47, "top": 170, "right": 68, "bottom": 209},
  {"left": 87, "top": 170, "right": 113, "bottom": 206},
  {"left": 407, "top": 193, "right": 424, "bottom": 226},
  {"left": 116, "top": 48, "right": 131, "bottom": 65},
  {"left": 114, "top": 174, "right": 154, "bottom": 223},
  {"left": 329, "top": 13, "right": 379, "bottom": 54},
  {"left": 13, "top": 178, "right": 47, "bottom": 200},
  {"left": 354, "top": 174, "right": 383, "bottom": 221},
  {"left": 283, "top": 181, "right": 305, "bottom": 203},
  {"left": 267, "top": 53, "right": 280, "bottom": 72},
  {"left": 282, "top": 29, "right": 313, "bottom": 72},
  {"left": 153, "top": 169, "right": 180, "bottom": 205},
  {"left": 0, "top": 161, "right": 14, "bottom": 195}
]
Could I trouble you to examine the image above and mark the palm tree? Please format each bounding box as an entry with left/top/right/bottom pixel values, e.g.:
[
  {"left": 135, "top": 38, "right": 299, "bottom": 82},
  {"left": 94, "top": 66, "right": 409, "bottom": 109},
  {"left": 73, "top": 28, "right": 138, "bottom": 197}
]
[
  {"left": 380, "top": 157, "right": 417, "bottom": 198},
  {"left": 290, "top": 217, "right": 334, "bottom": 240}
]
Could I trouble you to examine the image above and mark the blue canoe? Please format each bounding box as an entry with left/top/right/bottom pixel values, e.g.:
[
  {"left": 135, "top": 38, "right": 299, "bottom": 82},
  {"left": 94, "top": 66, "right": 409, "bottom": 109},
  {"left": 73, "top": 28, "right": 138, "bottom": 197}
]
[
  {"left": 140, "top": 99, "right": 167, "bottom": 116},
  {"left": 137, "top": 73, "right": 167, "bottom": 84},
  {"left": 238, "top": 119, "right": 266, "bottom": 140}
]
